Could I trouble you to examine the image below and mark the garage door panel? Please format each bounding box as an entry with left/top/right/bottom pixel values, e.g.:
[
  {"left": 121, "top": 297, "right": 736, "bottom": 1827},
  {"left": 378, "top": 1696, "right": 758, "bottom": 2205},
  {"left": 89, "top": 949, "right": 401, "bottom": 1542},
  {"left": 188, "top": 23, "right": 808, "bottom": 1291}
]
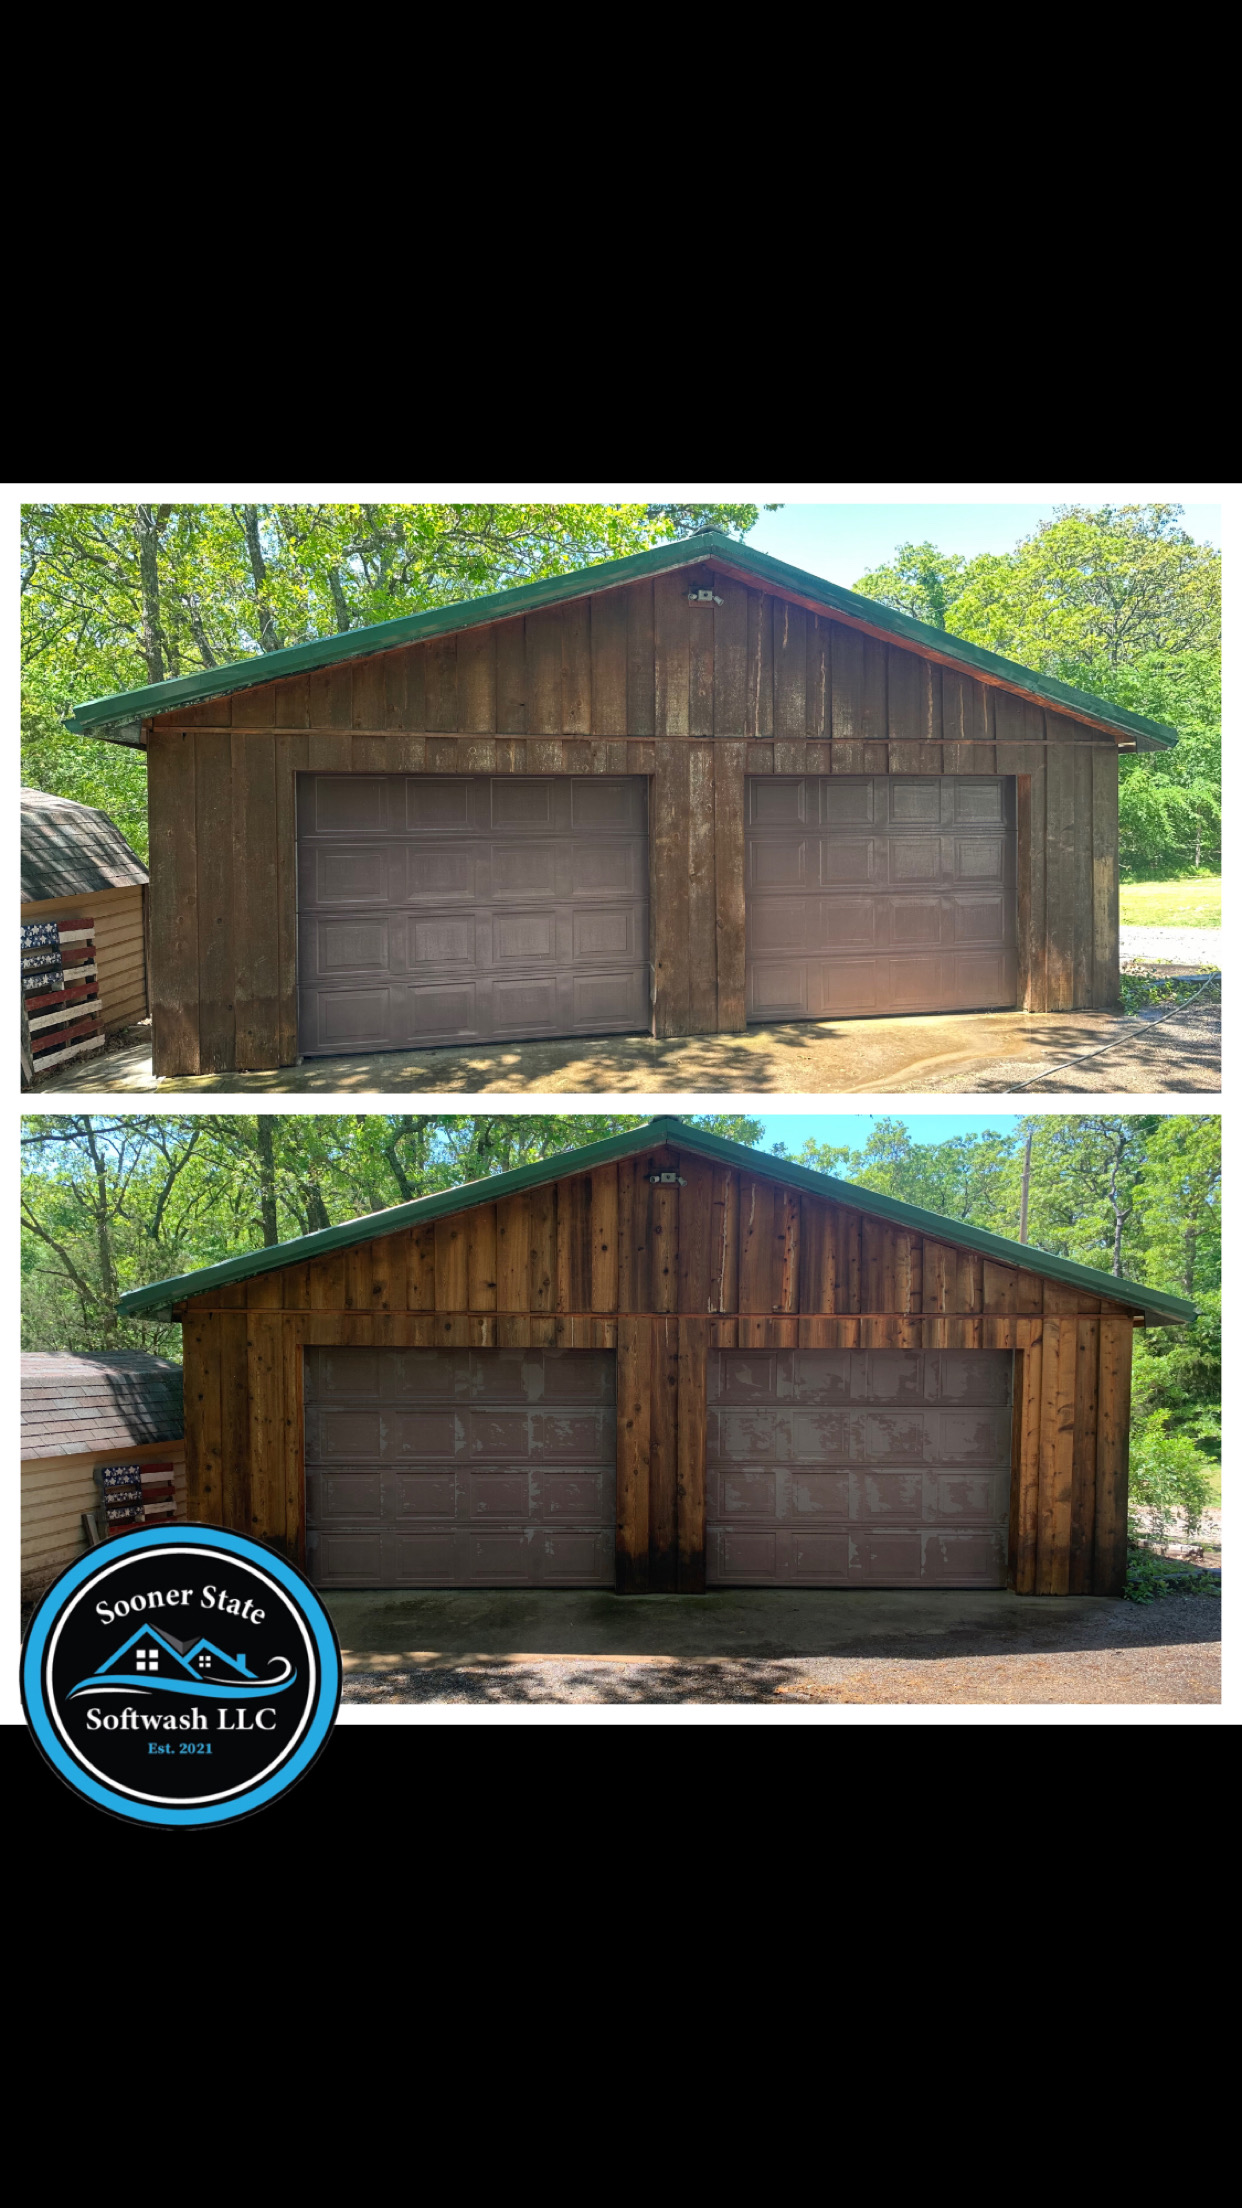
[
  {"left": 824, "top": 781, "right": 875, "bottom": 823},
  {"left": 387, "top": 1531, "right": 460, "bottom": 1585},
  {"left": 707, "top": 1347, "right": 1012, "bottom": 1588},
  {"left": 392, "top": 1472, "right": 458, "bottom": 1518},
  {"left": 306, "top": 1469, "right": 384, "bottom": 1521},
  {"left": 747, "top": 776, "right": 1016, "bottom": 1022},
  {"left": 489, "top": 779, "right": 558, "bottom": 830},
  {"left": 749, "top": 962, "right": 813, "bottom": 1018},
  {"left": 857, "top": 1470, "right": 927, "bottom": 1515},
  {"left": 854, "top": 1352, "right": 923, "bottom": 1400},
  {"left": 541, "top": 1472, "right": 612, "bottom": 1517},
  {"left": 925, "top": 1471, "right": 1009, "bottom": 1522},
  {"left": 305, "top": 1346, "right": 616, "bottom": 1588},
  {"left": 820, "top": 839, "right": 876, "bottom": 883},
  {"left": 889, "top": 780, "right": 942, "bottom": 823},
  {"left": 408, "top": 778, "right": 473, "bottom": 829},
  {"left": 307, "top": 1531, "right": 385, "bottom": 1586},
  {"left": 788, "top": 1471, "right": 851, "bottom": 1519},
  {"left": 298, "top": 774, "right": 649, "bottom": 1054}
]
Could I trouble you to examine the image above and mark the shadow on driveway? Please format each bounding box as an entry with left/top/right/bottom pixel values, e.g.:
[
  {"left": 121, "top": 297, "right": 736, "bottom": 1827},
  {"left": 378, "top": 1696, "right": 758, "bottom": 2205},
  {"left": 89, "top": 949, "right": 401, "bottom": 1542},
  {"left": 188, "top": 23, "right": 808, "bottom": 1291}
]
[{"left": 33, "top": 1007, "right": 1216, "bottom": 1095}]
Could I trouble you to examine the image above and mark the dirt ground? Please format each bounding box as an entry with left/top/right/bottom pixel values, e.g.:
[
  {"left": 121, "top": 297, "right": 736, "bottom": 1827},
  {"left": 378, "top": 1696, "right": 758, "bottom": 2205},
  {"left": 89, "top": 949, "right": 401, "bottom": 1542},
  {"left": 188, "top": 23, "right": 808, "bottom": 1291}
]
[
  {"left": 32, "top": 998, "right": 1220, "bottom": 1095},
  {"left": 334, "top": 1582, "right": 1220, "bottom": 1707}
]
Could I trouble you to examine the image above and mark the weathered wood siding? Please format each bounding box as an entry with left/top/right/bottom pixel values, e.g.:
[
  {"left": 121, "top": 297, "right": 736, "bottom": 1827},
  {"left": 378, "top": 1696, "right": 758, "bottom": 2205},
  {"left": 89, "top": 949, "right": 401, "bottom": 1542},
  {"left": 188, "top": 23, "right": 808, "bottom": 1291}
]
[
  {"left": 21, "top": 1440, "right": 187, "bottom": 1598},
  {"left": 178, "top": 1144, "right": 1141, "bottom": 1596},
  {"left": 21, "top": 883, "right": 148, "bottom": 1035},
  {"left": 146, "top": 564, "right": 1122, "bottom": 1072}
]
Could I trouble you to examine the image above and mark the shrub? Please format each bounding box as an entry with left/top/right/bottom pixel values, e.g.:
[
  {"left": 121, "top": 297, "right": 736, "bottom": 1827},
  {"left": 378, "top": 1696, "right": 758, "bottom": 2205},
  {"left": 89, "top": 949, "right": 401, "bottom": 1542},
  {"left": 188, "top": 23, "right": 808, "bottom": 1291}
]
[
  {"left": 1128, "top": 1409, "right": 1215, "bottom": 1541},
  {"left": 1124, "top": 1547, "right": 1220, "bottom": 1603}
]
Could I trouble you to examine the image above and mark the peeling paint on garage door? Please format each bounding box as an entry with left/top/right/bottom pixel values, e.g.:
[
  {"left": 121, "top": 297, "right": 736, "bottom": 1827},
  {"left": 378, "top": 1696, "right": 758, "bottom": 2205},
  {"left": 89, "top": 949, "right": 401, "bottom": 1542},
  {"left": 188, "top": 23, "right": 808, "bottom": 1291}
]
[
  {"left": 746, "top": 776, "right": 1017, "bottom": 1020},
  {"left": 305, "top": 1346, "right": 616, "bottom": 1587},
  {"left": 706, "top": 1348, "right": 1013, "bottom": 1586},
  {"left": 297, "top": 775, "right": 649, "bottom": 1054}
]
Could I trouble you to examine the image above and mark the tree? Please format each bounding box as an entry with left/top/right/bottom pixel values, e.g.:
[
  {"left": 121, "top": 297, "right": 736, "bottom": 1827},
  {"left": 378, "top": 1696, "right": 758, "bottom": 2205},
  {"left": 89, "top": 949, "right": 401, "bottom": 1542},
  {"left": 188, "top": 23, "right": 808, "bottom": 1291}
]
[
  {"left": 852, "top": 504, "right": 1220, "bottom": 880},
  {"left": 921, "top": 505, "right": 1220, "bottom": 679},
  {"left": 850, "top": 542, "right": 969, "bottom": 629}
]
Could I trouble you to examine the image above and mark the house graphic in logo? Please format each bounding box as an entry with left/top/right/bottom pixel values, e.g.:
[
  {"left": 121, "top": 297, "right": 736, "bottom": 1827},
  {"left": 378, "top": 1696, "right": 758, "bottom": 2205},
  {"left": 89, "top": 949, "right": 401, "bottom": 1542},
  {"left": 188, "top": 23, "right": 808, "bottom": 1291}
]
[{"left": 68, "top": 1623, "right": 297, "bottom": 1702}]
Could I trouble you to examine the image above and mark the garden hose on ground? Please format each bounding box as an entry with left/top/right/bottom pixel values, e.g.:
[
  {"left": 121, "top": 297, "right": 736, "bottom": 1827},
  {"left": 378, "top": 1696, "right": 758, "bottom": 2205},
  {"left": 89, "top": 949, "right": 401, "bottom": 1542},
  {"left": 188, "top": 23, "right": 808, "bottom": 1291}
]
[{"left": 1010, "top": 973, "right": 1221, "bottom": 1091}]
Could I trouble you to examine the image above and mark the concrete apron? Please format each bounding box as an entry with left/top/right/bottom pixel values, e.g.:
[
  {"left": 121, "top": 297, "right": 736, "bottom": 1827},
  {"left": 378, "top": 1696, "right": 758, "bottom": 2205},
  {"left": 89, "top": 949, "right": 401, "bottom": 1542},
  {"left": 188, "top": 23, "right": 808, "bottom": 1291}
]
[
  {"left": 324, "top": 1588, "right": 1121, "bottom": 1672},
  {"left": 42, "top": 1007, "right": 1145, "bottom": 1094}
]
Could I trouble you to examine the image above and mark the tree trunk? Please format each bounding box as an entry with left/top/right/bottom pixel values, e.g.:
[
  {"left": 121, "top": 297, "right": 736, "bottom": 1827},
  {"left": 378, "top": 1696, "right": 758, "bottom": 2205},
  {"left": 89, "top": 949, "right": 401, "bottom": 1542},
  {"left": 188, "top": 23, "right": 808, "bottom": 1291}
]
[
  {"left": 240, "top": 504, "right": 284, "bottom": 653},
  {"left": 256, "top": 1116, "right": 280, "bottom": 1245},
  {"left": 302, "top": 1181, "right": 332, "bottom": 1234},
  {"left": 134, "top": 504, "right": 171, "bottom": 685},
  {"left": 328, "top": 570, "right": 352, "bottom": 633},
  {"left": 84, "top": 1123, "right": 120, "bottom": 1348},
  {"left": 185, "top": 597, "right": 218, "bottom": 668}
]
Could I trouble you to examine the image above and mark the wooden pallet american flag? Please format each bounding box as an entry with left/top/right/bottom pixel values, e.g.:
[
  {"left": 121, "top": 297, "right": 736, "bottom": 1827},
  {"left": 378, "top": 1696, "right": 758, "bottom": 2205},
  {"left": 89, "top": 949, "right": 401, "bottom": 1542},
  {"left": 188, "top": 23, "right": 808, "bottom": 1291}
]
[
  {"left": 22, "top": 917, "right": 105, "bottom": 1078},
  {"left": 84, "top": 1461, "right": 180, "bottom": 1547}
]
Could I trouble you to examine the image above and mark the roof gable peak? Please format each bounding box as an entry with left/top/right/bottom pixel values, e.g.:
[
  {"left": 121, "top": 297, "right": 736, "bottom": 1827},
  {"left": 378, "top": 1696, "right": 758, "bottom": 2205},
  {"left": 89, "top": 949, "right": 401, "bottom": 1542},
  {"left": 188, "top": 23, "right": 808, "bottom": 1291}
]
[
  {"left": 67, "top": 529, "right": 1177, "bottom": 752},
  {"left": 116, "top": 1114, "right": 1195, "bottom": 1327}
]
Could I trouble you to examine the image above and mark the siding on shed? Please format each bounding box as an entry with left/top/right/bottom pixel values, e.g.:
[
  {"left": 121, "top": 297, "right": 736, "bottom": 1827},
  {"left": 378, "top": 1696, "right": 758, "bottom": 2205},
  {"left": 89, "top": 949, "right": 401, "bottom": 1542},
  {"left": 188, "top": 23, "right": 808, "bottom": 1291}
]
[
  {"left": 146, "top": 566, "right": 1121, "bottom": 1073},
  {"left": 21, "top": 1440, "right": 187, "bottom": 1597},
  {"left": 177, "top": 1142, "right": 1141, "bottom": 1596},
  {"left": 20, "top": 883, "right": 149, "bottom": 1034}
]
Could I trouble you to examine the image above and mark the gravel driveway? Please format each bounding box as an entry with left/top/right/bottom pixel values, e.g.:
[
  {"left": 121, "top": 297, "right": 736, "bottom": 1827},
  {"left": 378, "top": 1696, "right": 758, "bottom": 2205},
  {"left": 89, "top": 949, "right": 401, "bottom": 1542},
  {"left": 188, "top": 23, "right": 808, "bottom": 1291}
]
[
  {"left": 913, "top": 991, "right": 1220, "bottom": 1092},
  {"left": 1120, "top": 925, "right": 1221, "bottom": 969},
  {"left": 340, "top": 1589, "right": 1219, "bottom": 1706}
]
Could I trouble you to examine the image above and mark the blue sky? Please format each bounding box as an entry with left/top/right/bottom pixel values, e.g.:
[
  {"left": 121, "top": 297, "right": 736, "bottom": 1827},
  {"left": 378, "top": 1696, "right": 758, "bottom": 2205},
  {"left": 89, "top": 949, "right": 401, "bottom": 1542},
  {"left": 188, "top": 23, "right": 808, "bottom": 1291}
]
[
  {"left": 746, "top": 1113, "right": 1019, "bottom": 1155},
  {"left": 744, "top": 501, "right": 1221, "bottom": 591}
]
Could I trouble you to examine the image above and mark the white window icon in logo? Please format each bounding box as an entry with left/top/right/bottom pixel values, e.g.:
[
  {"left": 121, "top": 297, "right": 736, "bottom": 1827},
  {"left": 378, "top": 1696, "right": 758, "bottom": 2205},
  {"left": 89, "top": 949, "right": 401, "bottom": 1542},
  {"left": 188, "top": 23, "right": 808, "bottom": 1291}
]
[
  {"left": 136, "top": 1647, "right": 159, "bottom": 1671},
  {"left": 198, "top": 1653, "right": 211, "bottom": 1669}
]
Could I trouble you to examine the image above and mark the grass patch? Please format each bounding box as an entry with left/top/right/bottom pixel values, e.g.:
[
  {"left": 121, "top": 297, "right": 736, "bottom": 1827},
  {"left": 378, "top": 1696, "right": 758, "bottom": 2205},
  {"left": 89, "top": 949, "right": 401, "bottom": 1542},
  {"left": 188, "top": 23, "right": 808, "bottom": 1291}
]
[{"left": 1120, "top": 878, "right": 1221, "bottom": 927}]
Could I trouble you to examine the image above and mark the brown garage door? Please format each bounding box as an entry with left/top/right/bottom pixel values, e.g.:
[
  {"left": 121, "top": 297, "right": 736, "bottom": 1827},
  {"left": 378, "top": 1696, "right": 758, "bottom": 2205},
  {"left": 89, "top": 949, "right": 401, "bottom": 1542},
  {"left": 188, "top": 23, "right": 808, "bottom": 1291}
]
[
  {"left": 707, "top": 1347, "right": 1013, "bottom": 1587},
  {"left": 297, "top": 775, "right": 649, "bottom": 1054},
  {"left": 304, "top": 1346, "right": 616, "bottom": 1588},
  {"left": 746, "top": 775, "right": 1017, "bottom": 1020}
]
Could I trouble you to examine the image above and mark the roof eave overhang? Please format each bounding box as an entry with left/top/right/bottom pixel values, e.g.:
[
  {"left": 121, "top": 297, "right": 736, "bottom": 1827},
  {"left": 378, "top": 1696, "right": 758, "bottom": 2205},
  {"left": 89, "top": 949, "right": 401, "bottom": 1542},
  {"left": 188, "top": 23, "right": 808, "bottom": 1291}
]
[
  {"left": 116, "top": 1118, "right": 1197, "bottom": 1329},
  {"left": 67, "top": 532, "right": 1179, "bottom": 754}
]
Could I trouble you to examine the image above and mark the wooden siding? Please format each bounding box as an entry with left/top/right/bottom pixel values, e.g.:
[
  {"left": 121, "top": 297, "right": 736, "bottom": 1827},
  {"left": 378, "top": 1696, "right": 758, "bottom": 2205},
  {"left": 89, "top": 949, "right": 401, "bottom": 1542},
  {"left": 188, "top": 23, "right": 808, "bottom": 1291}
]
[
  {"left": 21, "top": 1440, "right": 187, "bottom": 1597},
  {"left": 20, "top": 882, "right": 148, "bottom": 1034},
  {"left": 178, "top": 1144, "right": 1142, "bottom": 1594},
  {"left": 146, "top": 567, "right": 1122, "bottom": 1073}
]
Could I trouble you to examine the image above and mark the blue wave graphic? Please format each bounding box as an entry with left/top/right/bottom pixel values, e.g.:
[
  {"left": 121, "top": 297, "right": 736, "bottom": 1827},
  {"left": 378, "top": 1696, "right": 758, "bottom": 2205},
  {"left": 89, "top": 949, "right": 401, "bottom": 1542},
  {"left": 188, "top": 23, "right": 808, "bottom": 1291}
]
[{"left": 68, "top": 1664, "right": 298, "bottom": 1702}]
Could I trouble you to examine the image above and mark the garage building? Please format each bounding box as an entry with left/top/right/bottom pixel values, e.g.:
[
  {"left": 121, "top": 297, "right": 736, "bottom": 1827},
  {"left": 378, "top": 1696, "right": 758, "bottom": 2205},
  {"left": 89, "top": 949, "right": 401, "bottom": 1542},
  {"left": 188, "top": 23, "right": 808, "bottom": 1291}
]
[
  {"left": 66, "top": 533, "right": 1178, "bottom": 1077},
  {"left": 116, "top": 1120, "right": 1195, "bottom": 1598}
]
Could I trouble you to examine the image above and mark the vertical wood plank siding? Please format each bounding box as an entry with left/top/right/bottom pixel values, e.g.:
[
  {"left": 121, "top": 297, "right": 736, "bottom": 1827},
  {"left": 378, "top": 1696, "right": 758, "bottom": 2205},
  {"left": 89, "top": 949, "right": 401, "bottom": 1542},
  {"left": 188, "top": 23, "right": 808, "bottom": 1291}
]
[
  {"left": 148, "top": 577, "right": 1126, "bottom": 1072},
  {"left": 179, "top": 1143, "right": 1143, "bottom": 1593}
]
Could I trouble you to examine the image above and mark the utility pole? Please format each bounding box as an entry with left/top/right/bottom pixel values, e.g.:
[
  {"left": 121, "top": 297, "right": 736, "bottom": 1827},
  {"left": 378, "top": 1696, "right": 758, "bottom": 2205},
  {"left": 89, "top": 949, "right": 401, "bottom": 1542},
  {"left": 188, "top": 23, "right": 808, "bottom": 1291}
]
[{"left": 1019, "top": 1130, "right": 1033, "bottom": 1244}]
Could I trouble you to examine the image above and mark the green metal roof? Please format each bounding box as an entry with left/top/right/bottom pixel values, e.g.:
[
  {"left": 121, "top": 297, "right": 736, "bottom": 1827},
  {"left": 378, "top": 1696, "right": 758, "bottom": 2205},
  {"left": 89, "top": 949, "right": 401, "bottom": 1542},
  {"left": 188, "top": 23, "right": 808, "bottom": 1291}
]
[
  {"left": 68, "top": 531, "right": 1177, "bottom": 752},
  {"left": 117, "top": 1117, "right": 1196, "bottom": 1325}
]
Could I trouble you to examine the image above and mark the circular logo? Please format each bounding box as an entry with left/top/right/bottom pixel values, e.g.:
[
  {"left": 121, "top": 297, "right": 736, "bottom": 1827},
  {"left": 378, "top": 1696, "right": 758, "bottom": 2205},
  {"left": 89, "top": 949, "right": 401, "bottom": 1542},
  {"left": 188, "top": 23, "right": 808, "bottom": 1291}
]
[{"left": 21, "top": 1526, "right": 342, "bottom": 1828}]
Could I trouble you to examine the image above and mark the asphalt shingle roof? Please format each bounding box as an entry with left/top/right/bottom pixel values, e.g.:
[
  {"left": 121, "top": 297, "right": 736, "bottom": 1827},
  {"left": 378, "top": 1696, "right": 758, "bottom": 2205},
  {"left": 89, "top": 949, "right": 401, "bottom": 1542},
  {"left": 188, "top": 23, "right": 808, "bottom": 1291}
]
[{"left": 21, "top": 1351, "right": 183, "bottom": 1461}]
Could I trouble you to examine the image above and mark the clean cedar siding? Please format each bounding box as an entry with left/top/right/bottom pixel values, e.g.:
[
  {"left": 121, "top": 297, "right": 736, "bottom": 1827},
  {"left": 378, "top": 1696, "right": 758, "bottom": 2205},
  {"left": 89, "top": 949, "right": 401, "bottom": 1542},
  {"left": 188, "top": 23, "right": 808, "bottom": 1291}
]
[
  {"left": 162, "top": 1136, "right": 1180, "bottom": 1599},
  {"left": 111, "top": 549, "right": 1145, "bottom": 1075}
]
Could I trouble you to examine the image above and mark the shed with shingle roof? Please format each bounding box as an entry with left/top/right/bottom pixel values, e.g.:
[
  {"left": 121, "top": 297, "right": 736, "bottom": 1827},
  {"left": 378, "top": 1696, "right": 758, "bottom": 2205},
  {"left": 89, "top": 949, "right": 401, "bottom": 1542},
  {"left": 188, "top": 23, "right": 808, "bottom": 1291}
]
[
  {"left": 21, "top": 1351, "right": 185, "bottom": 1597},
  {"left": 21, "top": 790, "right": 149, "bottom": 1037}
]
